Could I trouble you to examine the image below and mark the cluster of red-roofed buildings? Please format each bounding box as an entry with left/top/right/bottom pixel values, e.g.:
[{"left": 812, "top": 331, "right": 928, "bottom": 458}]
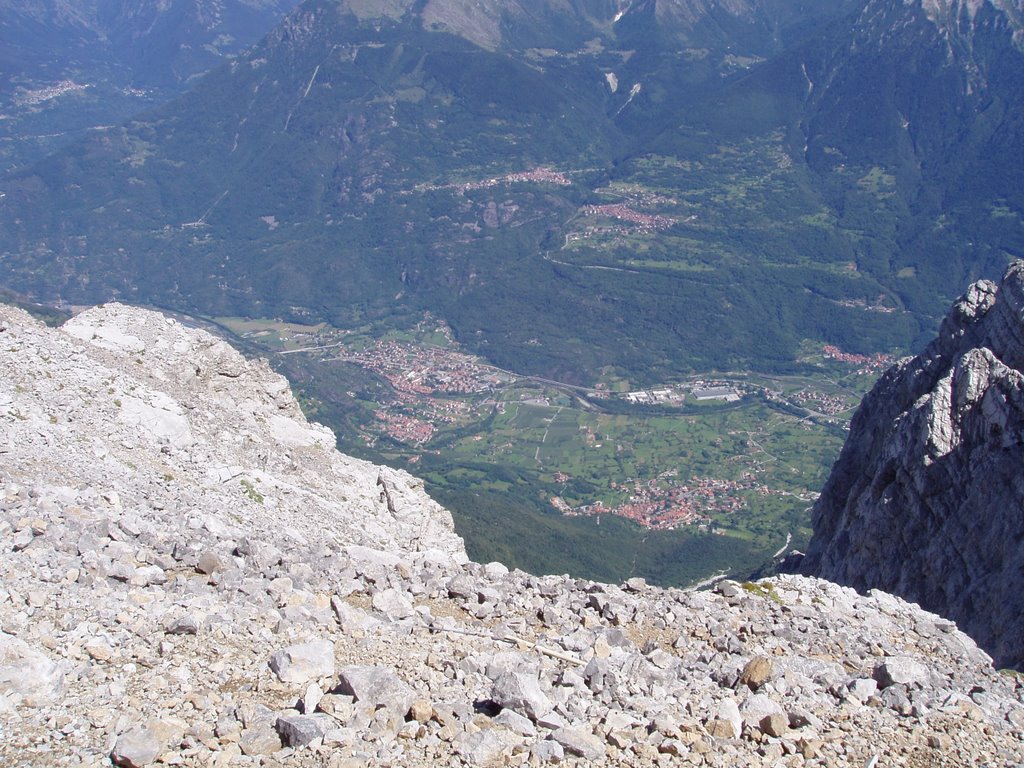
[
  {"left": 557, "top": 472, "right": 777, "bottom": 530},
  {"left": 822, "top": 344, "right": 894, "bottom": 374},
  {"left": 583, "top": 203, "right": 675, "bottom": 231}
]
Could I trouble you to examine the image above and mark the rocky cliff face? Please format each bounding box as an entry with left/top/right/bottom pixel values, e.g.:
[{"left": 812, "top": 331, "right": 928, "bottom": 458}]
[
  {"left": 2, "top": 303, "right": 1024, "bottom": 766},
  {"left": 1, "top": 302, "right": 467, "bottom": 561},
  {"left": 802, "top": 260, "right": 1024, "bottom": 670}
]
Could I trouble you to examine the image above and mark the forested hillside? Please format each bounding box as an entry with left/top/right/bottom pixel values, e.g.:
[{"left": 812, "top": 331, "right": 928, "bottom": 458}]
[{"left": 4, "top": 0, "right": 1020, "bottom": 383}]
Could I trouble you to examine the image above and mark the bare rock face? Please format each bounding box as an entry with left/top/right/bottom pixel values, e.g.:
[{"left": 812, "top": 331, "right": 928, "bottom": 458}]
[
  {"left": 1, "top": 302, "right": 467, "bottom": 563},
  {"left": 802, "top": 260, "right": 1024, "bottom": 669}
]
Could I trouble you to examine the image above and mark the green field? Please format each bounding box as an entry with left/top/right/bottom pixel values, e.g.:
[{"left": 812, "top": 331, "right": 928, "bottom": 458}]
[{"left": 216, "top": 315, "right": 880, "bottom": 587}]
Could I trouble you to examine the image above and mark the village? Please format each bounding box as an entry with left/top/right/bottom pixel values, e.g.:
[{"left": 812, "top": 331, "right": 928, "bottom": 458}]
[
  {"left": 323, "top": 333, "right": 507, "bottom": 445},
  {"left": 554, "top": 469, "right": 788, "bottom": 531},
  {"left": 821, "top": 344, "right": 895, "bottom": 375},
  {"left": 373, "top": 410, "right": 436, "bottom": 446},
  {"left": 581, "top": 203, "right": 677, "bottom": 232},
  {"left": 415, "top": 167, "right": 573, "bottom": 195},
  {"left": 13, "top": 79, "right": 91, "bottom": 106},
  {"left": 333, "top": 337, "right": 511, "bottom": 397},
  {"left": 564, "top": 181, "right": 684, "bottom": 244},
  {"left": 248, "top": 318, "right": 866, "bottom": 532},
  {"left": 409, "top": 167, "right": 684, "bottom": 243},
  {"left": 788, "top": 388, "right": 850, "bottom": 416}
]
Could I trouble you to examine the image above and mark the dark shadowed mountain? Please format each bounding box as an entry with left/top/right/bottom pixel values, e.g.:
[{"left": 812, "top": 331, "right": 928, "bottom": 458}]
[{"left": 703, "top": 0, "right": 1024, "bottom": 311}]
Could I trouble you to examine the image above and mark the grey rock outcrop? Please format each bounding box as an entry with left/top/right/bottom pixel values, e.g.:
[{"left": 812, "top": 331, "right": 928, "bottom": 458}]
[
  {"left": 269, "top": 641, "right": 335, "bottom": 684},
  {"left": 110, "top": 726, "right": 165, "bottom": 768},
  {"left": 1, "top": 302, "right": 467, "bottom": 563},
  {"left": 801, "top": 260, "right": 1024, "bottom": 669}
]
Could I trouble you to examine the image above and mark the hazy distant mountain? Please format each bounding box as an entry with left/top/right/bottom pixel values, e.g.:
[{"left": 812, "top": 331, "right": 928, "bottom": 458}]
[
  {"left": 0, "top": 0, "right": 301, "bottom": 170},
  {"left": 1, "top": 0, "right": 1021, "bottom": 381},
  {"left": 682, "top": 0, "right": 1024, "bottom": 311},
  {"left": 1, "top": 0, "right": 302, "bottom": 85}
]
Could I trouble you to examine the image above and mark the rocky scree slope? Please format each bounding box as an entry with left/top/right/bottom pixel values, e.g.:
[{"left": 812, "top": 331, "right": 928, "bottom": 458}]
[
  {"left": 801, "top": 259, "right": 1024, "bottom": 672},
  {"left": 1, "top": 303, "right": 1023, "bottom": 767}
]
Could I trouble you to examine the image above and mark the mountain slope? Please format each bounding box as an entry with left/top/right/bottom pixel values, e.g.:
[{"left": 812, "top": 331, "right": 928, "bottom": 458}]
[
  {"left": 662, "top": 0, "right": 1024, "bottom": 313},
  {"left": 0, "top": 301, "right": 466, "bottom": 560},
  {"left": 801, "top": 260, "right": 1024, "bottom": 670},
  {"left": 3, "top": 300, "right": 1024, "bottom": 765},
  {"left": 0, "top": 0, "right": 301, "bottom": 171},
  {"left": 0, "top": 0, "right": 862, "bottom": 375},
  {"left": 0, "top": 0, "right": 1022, "bottom": 384}
]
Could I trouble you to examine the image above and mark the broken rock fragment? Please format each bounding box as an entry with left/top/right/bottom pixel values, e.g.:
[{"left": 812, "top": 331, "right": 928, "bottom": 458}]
[{"left": 269, "top": 640, "right": 335, "bottom": 684}]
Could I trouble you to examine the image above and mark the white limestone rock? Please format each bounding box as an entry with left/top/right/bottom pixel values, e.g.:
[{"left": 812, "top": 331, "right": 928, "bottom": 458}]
[
  {"left": 874, "top": 657, "right": 930, "bottom": 689},
  {"left": 491, "top": 670, "right": 553, "bottom": 721},
  {"left": 269, "top": 640, "right": 335, "bottom": 684},
  {"left": 335, "top": 664, "right": 416, "bottom": 722},
  {"left": 1, "top": 303, "right": 467, "bottom": 563},
  {"left": 276, "top": 713, "right": 331, "bottom": 747},
  {"left": 0, "top": 633, "right": 64, "bottom": 707},
  {"left": 715, "top": 699, "right": 742, "bottom": 739},
  {"left": 550, "top": 726, "right": 606, "bottom": 760},
  {"left": 110, "top": 727, "right": 163, "bottom": 768},
  {"left": 456, "top": 727, "right": 522, "bottom": 766},
  {"left": 3, "top": 300, "right": 1024, "bottom": 768}
]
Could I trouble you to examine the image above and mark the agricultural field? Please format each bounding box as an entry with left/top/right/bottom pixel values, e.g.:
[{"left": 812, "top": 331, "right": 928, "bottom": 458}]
[
  {"left": 558, "top": 134, "right": 901, "bottom": 289},
  {"left": 214, "top": 314, "right": 889, "bottom": 587}
]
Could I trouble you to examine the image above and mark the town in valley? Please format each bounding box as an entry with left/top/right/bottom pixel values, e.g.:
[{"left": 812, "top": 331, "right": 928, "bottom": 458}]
[{"left": 218, "top": 313, "right": 888, "bottom": 539}]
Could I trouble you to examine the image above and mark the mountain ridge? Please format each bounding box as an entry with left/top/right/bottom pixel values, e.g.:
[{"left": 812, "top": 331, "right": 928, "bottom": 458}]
[
  {"left": 801, "top": 259, "right": 1024, "bottom": 670},
  {"left": 9, "top": 0, "right": 1021, "bottom": 381}
]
